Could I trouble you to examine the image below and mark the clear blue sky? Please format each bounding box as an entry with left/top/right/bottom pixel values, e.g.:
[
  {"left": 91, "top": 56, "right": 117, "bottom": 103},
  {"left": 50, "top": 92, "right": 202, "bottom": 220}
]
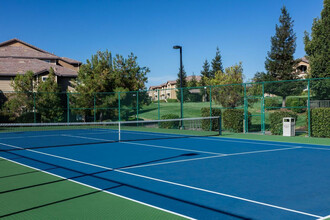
[{"left": 0, "top": 0, "right": 324, "bottom": 88}]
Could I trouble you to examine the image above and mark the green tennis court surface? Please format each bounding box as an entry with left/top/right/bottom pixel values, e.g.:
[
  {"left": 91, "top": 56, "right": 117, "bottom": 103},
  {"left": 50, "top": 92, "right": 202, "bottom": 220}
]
[{"left": 0, "top": 159, "right": 187, "bottom": 219}]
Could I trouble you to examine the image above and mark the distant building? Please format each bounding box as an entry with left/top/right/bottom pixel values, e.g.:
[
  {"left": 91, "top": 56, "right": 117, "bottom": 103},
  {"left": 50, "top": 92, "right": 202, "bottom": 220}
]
[
  {"left": 148, "top": 76, "right": 201, "bottom": 101},
  {"left": 0, "top": 38, "right": 81, "bottom": 92}
]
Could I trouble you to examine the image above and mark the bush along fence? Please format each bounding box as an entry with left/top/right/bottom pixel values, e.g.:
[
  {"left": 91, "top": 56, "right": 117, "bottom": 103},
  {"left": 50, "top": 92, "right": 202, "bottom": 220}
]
[{"left": 0, "top": 77, "right": 329, "bottom": 137}]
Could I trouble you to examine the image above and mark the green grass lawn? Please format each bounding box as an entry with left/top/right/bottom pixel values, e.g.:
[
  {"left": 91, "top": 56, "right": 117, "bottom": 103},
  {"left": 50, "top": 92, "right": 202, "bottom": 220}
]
[{"left": 138, "top": 101, "right": 308, "bottom": 132}]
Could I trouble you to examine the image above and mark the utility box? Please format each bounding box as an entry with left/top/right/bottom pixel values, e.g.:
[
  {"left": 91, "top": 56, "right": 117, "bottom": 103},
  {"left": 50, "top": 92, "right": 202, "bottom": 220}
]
[{"left": 283, "top": 117, "right": 295, "bottom": 136}]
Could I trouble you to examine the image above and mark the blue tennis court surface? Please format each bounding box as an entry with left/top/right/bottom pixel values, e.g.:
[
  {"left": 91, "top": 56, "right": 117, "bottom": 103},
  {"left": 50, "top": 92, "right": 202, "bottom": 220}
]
[{"left": 0, "top": 128, "right": 329, "bottom": 219}]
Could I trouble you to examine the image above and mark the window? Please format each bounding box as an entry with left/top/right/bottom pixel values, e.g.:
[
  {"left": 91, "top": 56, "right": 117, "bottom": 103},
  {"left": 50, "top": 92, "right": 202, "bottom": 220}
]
[{"left": 41, "top": 76, "right": 48, "bottom": 82}]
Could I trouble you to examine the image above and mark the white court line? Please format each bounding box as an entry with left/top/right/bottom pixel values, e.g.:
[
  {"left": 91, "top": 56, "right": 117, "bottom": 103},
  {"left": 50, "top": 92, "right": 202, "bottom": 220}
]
[
  {"left": 122, "top": 147, "right": 302, "bottom": 170},
  {"left": 0, "top": 156, "right": 193, "bottom": 220},
  {"left": 0, "top": 130, "right": 117, "bottom": 140},
  {"left": 0, "top": 142, "right": 321, "bottom": 218},
  {"left": 301, "top": 146, "right": 330, "bottom": 151},
  {"left": 115, "top": 129, "right": 330, "bottom": 149},
  {"left": 62, "top": 134, "right": 224, "bottom": 155},
  {"left": 318, "top": 214, "right": 330, "bottom": 220}
]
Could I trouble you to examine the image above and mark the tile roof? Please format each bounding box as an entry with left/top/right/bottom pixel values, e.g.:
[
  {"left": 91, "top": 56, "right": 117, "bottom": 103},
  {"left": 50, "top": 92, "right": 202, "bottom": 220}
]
[
  {"left": 60, "top": 57, "right": 81, "bottom": 64},
  {"left": 0, "top": 58, "right": 78, "bottom": 77}
]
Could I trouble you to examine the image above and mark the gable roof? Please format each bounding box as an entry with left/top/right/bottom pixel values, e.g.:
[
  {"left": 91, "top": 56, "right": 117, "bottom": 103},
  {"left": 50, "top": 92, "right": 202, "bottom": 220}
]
[
  {"left": 0, "top": 45, "right": 59, "bottom": 59},
  {"left": 0, "top": 38, "right": 49, "bottom": 53},
  {"left": 0, "top": 58, "right": 78, "bottom": 77},
  {"left": 0, "top": 38, "right": 81, "bottom": 65}
]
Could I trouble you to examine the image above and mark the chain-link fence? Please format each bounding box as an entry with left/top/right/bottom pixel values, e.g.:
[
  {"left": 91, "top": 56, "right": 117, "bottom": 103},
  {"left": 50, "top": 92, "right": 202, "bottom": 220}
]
[{"left": 1, "top": 77, "right": 329, "bottom": 137}]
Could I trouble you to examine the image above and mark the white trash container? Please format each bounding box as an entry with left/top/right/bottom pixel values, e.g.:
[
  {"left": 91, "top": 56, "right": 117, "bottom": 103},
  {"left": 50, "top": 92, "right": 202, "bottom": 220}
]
[{"left": 283, "top": 117, "right": 295, "bottom": 137}]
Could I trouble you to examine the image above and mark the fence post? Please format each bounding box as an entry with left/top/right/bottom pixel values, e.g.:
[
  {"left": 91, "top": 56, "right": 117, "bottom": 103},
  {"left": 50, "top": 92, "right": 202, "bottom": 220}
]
[
  {"left": 180, "top": 88, "right": 184, "bottom": 129},
  {"left": 262, "top": 82, "right": 265, "bottom": 135},
  {"left": 93, "top": 93, "right": 96, "bottom": 122},
  {"left": 307, "top": 79, "right": 311, "bottom": 137},
  {"left": 243, "top": 84, "right": 247, "bottom": 133},
  {"left": 33, "top": 92, "right": 36, "bottom": 123},
  {"left": 157, "top": 89, "right": 160, "bottom": 120},
  {"left": 209, "top": 86, "right": 212, "bottom": 131},
  {"left": 136, "top": 91, "right": 139, "bottom": 121},
  {"left": 67, "top": 93, "right": 70, "bottom": 123},
  {"left": 118, "top": 92, "right": 121, "bottom": 122}
]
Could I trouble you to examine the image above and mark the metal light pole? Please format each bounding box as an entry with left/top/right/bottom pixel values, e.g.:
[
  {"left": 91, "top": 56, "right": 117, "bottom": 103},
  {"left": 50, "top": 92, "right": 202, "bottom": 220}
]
[{"left": 173, "top": 45, "right": 183, "bottom": 128}]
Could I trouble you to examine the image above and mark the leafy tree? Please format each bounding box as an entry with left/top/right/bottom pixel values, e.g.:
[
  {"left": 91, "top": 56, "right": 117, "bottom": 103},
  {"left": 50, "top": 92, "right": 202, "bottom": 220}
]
[
  {"left": 72, "top": 50, "right": 149, "bottom": 121},
  {"left": 265, "top": 6, "right": 303, "bottom": 107},
  {"left": 4, "top": 71, "right": 36, "bottom": 120},
  {"left": 175, "top": 66, "right": 189, "bottom": 102},
  {"left": 36, "top": 68, "right": 64, "bottom": 122},
  {"left": 209, "top": 62, "right": 244, "bottom": 108},
  {"left": 211, "top": 47, "right": 224, "bottom": 78},
  {"left": 304, "top": 0, "right": 330, "bottom": 99}
]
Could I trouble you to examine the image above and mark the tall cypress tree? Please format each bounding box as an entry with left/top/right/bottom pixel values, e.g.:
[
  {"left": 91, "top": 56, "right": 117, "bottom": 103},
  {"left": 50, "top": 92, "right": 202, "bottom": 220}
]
[
  {"left": 211, "top": 47, "right": 224, "bottom": 77},
  {"left": 304, "top": 0, "right": 330, "bottom": 99},
  {"left": 176, "top": 66, "right": 189, "bottom": 102},
  {"left": 264, "top": 6, "right": 302, "bottom": 107}
]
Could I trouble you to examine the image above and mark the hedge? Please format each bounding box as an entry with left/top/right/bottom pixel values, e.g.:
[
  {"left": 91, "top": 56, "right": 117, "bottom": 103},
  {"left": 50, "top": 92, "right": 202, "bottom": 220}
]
[
  {"left": 269, "top": 111, "right": 297, "bottom": 135},
  {"left": 159, "top": 114, "right": 180, "bottom": 129},
  {"left": 265, "top": 97, "right": 282, "bottom": 108},
  {"left": 223, "top": 109, "right": 251, "bottom": 132},
  {"left": 310, "top": 108, "right": 330, "bottom": 138},
  {"left": 167, "top": 99, "right": 178, "bottom": 103},
  {"left": 286, "top": 97, "right": 307, "bottom": 113},
  {"left": 201, "top": 108, "right": 221, "bottom": 131}
]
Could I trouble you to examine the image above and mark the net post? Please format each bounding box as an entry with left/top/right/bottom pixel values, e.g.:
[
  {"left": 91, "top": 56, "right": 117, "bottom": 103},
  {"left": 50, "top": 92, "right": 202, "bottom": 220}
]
[
  {"left": 118, "top": 121, "right": 121, "bottom": 142},
  {"left": 218, "top": 116, "right": 222, "bottom": 136},
  {"left": 136, "top": 91, "right": 139, "bottom": 121},
  {"left": 118, "top": 91, "right": 121, "bottom": 122}
]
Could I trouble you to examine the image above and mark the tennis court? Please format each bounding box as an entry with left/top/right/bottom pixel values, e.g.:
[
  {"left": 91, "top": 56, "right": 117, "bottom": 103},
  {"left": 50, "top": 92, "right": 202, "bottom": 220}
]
[{"left": 0, "top": 117, "right": 329, "bottom": 219}]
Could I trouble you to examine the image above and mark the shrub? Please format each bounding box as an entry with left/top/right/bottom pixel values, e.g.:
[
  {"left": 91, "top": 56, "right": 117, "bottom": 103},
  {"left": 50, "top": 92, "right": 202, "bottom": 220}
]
[
  {"left": 223, "top": 109, "right": 251, "bottom": 132},
  {"left": 167, "top": 99, "right": 178, "bottom": 103},
  {"left": 286, "top": 97, "right": 307, "bottom": 113},
  {"left": 201, "top": 107, "right": 221, "bottom": 131},
  {"left": 269, "top": 111, "right": 297, "bottom": 135},
  {"left": 159, "top": 114, "right": 180, "bottom": 129},
  {"left": 310, "top": 108, "right": 330, "bottom": 138},
  {"left": 265, "top": 97, "right": 281, "bottom": 108},
  {"left": 15, "top": 112, "right": 41, "bottom": 123}
]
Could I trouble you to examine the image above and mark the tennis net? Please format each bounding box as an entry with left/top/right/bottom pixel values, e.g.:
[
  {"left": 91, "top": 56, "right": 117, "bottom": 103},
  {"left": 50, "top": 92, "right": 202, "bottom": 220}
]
[{"left": 0, "top": 117, "right": 221, "bottom": 151}]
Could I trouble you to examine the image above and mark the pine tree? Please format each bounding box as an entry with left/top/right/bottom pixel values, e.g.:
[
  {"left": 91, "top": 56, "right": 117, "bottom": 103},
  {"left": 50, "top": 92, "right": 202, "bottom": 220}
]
[
  {"left": 188, "top": 74, "right": 198, "bottom": 87},
  {"left": 175, "top": 66, "right": 189, "bottom": 102},
  {"left": 304, "top": 0, "right": 330, "bottom": 99},
  {"left": 200, "top": 59, "right": 210, "bottom": 86},
  {"left": 264, "top": 6, "right": 303, "bottom": 107},
  {"left": 211, "top": 47, "right": 224, "bottom": 78}
]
